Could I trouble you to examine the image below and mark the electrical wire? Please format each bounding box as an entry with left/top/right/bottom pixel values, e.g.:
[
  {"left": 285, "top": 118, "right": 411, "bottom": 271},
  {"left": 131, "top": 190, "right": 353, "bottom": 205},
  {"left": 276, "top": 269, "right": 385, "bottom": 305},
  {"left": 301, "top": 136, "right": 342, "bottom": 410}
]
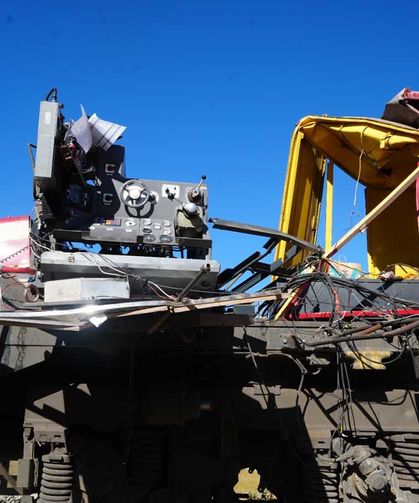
[
  {"left": 347, "top": 337, "right": 409, "bottom": 367},
  {"left": 79, "top": 252, "right": 176, "bottom": 300},
  {"left": 351, "top": 146, "right": 364, "bottom": 215},
  {"left": 268, "top": 268, "right": 419, "bottom": 323},
  {"left": 21, "top": 234, "right": 222, "bottom": 302}
]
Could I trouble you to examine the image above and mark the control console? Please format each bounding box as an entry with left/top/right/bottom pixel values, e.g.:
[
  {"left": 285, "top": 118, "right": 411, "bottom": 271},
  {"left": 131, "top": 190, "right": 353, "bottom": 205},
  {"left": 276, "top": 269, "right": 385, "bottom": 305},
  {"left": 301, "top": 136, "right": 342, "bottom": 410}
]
[
  {"left": 34, "top": 94, "right": 212, "bottom": 260},
  {"left": 30, "top": 90, "right": 218, "bottom": 297}
]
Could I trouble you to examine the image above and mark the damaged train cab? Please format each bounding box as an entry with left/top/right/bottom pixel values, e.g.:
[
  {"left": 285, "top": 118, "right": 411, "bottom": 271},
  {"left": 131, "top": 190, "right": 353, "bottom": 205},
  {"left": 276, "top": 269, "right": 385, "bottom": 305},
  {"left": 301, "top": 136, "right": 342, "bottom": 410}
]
[{"left": 0, "top": 89, "right": 418, "bottom": 503}]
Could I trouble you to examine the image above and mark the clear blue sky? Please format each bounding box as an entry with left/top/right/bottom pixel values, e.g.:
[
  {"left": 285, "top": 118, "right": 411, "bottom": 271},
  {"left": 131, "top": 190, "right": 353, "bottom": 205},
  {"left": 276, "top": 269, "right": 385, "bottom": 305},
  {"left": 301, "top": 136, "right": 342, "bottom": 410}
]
[{"left": 1, "top": 0, "right": 418, "bottom": 271}]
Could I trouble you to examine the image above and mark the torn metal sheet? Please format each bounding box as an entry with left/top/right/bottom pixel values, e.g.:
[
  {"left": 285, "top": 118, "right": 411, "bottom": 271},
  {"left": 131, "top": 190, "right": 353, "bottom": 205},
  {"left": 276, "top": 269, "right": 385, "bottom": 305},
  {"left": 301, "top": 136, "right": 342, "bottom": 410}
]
[{"left": 0, "top": 289, "right": 286, "bottom": 331}]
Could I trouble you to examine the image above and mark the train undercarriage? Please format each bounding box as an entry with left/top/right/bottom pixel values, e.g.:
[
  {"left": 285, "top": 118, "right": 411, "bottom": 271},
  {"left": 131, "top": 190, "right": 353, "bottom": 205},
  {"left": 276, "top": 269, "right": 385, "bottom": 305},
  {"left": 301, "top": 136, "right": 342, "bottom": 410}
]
[{"left": 1, "top": 304, "right": 419, "bottom": 502}]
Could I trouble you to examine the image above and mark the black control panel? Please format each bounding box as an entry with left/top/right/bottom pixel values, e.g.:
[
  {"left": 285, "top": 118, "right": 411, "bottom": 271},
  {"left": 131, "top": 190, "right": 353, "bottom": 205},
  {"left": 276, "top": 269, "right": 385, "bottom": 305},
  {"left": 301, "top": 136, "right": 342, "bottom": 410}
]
[
  {"left": 36, "top": 131, "right": 211, "bottom": 257},
  {"left": 33, "top": 95, "right": 213, "bottom": 259}
]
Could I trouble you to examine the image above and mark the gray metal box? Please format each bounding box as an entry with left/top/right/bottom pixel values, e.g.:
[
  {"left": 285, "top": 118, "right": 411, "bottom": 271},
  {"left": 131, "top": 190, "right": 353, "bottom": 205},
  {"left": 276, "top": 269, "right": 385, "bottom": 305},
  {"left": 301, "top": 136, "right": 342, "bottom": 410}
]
[
  {"left": 40, "top": 252, "right": 220, "bottom": 297},
  {"left": 16, "top": 458, "right": 33, "bottom": 489},
  {"left": 44, "top": 277, "right": 130, "bottom": 303},
  {"left": 34, "top": 100, "right": 60, "bottom": 181}
]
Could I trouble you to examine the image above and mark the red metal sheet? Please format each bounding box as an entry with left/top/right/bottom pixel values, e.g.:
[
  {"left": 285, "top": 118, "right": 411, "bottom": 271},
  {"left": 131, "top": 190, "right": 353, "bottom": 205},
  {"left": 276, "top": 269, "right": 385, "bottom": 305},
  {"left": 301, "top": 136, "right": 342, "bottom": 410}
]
[
  {"left": 297, "top": 309, "right": 419, "bottom": 320},
  {"left": 0, "top": 216, "right": 35, "bottom": 274}
]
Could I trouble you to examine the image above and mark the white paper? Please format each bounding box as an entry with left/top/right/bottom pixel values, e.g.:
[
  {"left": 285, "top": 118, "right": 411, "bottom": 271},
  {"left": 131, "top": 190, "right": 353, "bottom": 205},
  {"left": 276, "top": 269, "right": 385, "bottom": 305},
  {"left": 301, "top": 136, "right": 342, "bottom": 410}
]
[
  {"left": 70, "top": 105, "right": 93, "bottom": 153},
  {"left": 88, "top": 113, "right": 126, "bottom": 151}
]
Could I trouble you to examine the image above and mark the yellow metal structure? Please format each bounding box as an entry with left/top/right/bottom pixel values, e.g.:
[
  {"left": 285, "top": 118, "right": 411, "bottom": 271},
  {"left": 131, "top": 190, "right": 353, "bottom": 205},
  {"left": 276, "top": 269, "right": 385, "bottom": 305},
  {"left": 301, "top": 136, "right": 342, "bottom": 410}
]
[
  {"left": 276, "top": 116, "right": 419, "bottom": 274},
  {"left": 325, "top": 161, "right": 334, "bottom": 251}
]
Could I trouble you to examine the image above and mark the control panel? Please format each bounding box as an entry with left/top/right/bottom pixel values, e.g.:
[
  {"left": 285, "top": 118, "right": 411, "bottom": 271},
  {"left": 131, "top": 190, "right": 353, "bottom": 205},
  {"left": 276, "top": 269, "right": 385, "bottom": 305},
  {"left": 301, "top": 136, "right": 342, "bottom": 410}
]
[
  {"left": 33, "top": 94, "right": 212, "bottom": 260},
  {"left": 53, "top": 154, "right": 210, "bottom": 252}
]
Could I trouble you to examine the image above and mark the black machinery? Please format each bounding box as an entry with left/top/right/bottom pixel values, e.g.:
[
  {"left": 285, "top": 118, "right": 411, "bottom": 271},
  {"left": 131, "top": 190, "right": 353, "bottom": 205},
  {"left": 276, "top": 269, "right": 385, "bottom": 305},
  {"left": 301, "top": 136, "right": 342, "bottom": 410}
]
[{"left": 0, "top": 90, "right": 418, "bottom": 503}]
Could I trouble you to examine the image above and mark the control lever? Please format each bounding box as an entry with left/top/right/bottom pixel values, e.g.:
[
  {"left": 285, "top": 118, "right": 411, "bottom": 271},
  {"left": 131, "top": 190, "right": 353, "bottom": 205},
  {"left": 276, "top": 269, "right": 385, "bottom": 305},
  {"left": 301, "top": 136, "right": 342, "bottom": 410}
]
[{"left": 188, "top": 175, "right": 206, "bottom": 202}]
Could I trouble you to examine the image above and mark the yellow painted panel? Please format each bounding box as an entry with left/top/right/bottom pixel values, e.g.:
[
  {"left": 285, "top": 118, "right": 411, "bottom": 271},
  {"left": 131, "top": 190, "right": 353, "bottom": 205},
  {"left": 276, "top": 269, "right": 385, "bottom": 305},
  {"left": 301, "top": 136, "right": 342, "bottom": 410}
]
[
  {"left": 366, "top": 186, "right": 419, "bottom": 273},
  {"left": 277, "top": 115, "right": 419, "bottom": 274},
  {"left": 325, "top": 161, "right": 334, "bottom": 251},
  {"left": 276, "top": 131, "right": 325, "bottom": 266},
  {"left": 298, "top": 116, "right": 419, "bottom": 189},
  {"left": 394, "top": 264, "right": 419, "bottom": 278}
]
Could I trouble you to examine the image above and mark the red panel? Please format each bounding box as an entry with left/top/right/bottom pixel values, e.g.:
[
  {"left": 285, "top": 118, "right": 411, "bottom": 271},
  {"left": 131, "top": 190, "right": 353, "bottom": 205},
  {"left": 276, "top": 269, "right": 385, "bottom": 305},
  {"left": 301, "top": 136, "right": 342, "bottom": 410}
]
[
  {"left": 0, "top": 216, "right": 35, "bottom": 274},
  {"left": 296, "top": 309, "right": 419, "bottom": 320},
  {"left": 404, "top": 89, "right": 419, "bottom": 100}
]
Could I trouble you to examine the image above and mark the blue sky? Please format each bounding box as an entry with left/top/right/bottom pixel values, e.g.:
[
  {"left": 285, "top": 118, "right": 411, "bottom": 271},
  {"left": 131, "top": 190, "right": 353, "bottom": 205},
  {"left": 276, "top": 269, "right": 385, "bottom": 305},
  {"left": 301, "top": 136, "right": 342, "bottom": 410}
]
[{"left": 0, "top": 0, "right": 418, "bottom": 271}]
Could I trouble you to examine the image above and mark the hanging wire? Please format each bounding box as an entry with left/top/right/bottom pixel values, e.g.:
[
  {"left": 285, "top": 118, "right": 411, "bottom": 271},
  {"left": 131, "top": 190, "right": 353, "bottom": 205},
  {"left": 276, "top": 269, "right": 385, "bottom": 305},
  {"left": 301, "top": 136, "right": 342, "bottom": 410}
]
[{"left": 352, "top": 147, "right": 364, "bottom": 216}]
